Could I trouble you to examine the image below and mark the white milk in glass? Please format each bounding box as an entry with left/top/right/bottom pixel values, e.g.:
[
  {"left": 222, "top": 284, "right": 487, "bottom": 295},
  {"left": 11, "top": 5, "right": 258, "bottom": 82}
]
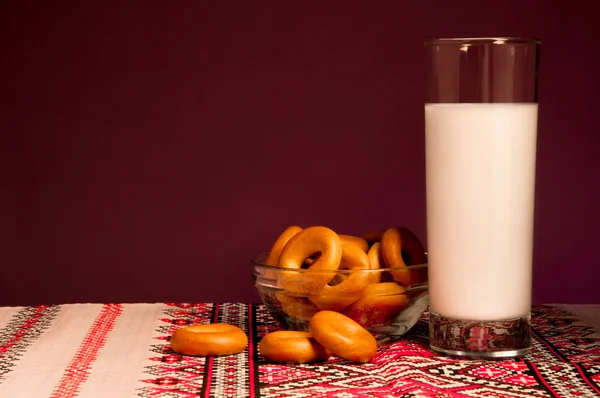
[{"left": 425, "top": 103, "right": 538, "bottom": 321}]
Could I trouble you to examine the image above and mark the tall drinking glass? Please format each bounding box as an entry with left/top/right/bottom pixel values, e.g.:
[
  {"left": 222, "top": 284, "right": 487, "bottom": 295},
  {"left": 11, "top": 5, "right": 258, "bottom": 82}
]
[{"left": 424, "top": 37, "right": 541, "bottom": 358}]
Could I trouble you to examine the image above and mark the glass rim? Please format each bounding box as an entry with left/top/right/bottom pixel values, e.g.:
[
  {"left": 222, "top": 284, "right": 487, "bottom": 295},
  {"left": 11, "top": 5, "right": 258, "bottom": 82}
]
[{"left": 424, "top": 37, "right": 541, "bottom": 46}]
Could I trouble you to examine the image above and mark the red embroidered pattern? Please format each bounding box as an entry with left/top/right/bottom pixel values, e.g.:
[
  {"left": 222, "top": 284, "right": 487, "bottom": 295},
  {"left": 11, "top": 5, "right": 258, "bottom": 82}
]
[
  {"left": 0, "top": 305, "right": 60, "bottom": 380},
  {"left": 138, "top": 303, "right": 213, "bottom": 397},
  {"left": 138, "top": 303, "right": 254, "bottom": 398},
  {"left": 49, "top": 304, "right": 123, "bottom": 398},
  {"left": 256, "top": 305, "right": 600, "bottom": 398},
  {"left": 0, "top": 306, "right": 53, "bottom": 355},
  {"left": 136, "top": 304, "right": 600, "bottom": 397}
]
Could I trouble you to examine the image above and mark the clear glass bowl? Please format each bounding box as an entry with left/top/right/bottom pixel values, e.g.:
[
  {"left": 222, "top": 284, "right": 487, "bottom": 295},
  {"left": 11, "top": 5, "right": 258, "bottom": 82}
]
[{"left": 252, "top": 253, "right": 429, "bottom": 343}]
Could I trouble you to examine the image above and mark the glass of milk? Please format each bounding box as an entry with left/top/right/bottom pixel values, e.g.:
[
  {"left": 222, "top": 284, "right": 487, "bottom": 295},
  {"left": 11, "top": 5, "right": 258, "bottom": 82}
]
[{"left": 424, "top": 37, "right": 541, "bottom": 358}]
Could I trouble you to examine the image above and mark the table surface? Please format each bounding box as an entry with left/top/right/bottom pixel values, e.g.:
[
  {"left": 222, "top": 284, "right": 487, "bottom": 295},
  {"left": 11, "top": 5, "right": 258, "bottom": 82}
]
[{"left": 0, "top": 303, "right": 599, "bottom": 398}]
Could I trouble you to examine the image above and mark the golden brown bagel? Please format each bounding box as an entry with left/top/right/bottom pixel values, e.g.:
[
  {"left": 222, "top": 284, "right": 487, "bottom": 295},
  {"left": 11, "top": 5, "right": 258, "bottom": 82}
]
[
  {"left": 342, "top": 282, "right": 410, "bottom": 327},
  {"left": 380, "top": 226, "right": 427, "bottom": 286},
  {"left": 278, "top": 226, "right": 343, "bottom": 294},
  {"left": 339, "top": 234, "right": 369, "bottom": 252},
  {"left": 170, "top": 324, "right": 248, "bottom": 356},
  {"left": 259, "top": 331, "right": 331, "bottom": 364},
  {"left": 361, "top": 229, "right": 386, "bottom": 246},
  {"left": 366, "top": 242, "right": 384, "bottom": 284},
  {"left": 367, "top": 242, "right": 384, "bottom": 269},
  {"left": 309, "top": 310, "right": 378, "bottom": 363},
  {"left": 309, "top": 244, "right": 371, "bottom": 311},
  {"left": 265, "top": 225, "right": 303, "bottom": 266}
]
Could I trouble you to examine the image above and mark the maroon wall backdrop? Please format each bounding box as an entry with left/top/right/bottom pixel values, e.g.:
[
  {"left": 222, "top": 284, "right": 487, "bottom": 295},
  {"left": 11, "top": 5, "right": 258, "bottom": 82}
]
[{"left": 2, "top": 1, "right": 599, "bottom": 306}]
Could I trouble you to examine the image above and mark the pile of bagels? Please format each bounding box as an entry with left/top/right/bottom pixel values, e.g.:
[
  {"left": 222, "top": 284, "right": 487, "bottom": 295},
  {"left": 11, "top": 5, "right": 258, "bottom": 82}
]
[
  {"left": 170, "top": 225, "right": 427, "bottom": 364},
  {"left": 262, "top": 225, "right": 428, "bottom": 327}
]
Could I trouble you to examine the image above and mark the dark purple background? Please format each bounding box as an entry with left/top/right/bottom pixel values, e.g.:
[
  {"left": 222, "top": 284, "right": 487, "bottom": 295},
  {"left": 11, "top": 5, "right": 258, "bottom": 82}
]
[{"left": 3, "top": 1, "right": 599, "bottom": 306}]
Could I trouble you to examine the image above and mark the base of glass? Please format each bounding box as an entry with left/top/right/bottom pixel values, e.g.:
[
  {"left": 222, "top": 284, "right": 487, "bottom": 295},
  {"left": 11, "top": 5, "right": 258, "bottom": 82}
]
[{"left": 429, "top": 311, "right": 531, "bottom": 359}]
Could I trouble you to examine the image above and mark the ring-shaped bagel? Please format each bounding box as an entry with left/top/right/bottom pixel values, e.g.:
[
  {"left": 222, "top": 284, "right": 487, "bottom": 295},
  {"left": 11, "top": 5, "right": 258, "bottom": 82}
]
[
  {"left": 342, "top": 282, "right": 410, "bottom": 327},
  {"left": 170, "top": 323, "right": 248, "bottom": 356},
  {"left": 259, "top": 331, "right": 331, "bottom": 364},
  {"left": 309, "top": 310, "right": 378, "bottom": 363},
  {"left": 265, "top": 225, "right": 303, "bottom": 266},
  {"left": 361, "top": 229, "right": 386, "bottom": 246},
  {"left": 278, "top": 226, "right": 343, "bottom": 294},
  {"left": 380, "top": 226, "right": 427, "bottom": 286},
  {"left": 339, "top": 234, "right": 369, "bottom": 252},
  {"left": 366, "top": 242, "right": 384, "bottom": 284},
  {"left": 309, "top": 244, "right": 371, "bottom": 311}
]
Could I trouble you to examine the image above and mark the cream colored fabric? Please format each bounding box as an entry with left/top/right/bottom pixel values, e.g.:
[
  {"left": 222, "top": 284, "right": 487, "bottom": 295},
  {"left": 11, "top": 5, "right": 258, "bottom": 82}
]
[{"left": 0, "top": 303, "right": 170, "bottom": 398}]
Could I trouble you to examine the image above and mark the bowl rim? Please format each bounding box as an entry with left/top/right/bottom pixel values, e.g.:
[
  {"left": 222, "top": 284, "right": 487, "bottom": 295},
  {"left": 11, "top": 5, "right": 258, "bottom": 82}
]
[{"left": 251, "top": 252, "right": 428, "bottom": 275}]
